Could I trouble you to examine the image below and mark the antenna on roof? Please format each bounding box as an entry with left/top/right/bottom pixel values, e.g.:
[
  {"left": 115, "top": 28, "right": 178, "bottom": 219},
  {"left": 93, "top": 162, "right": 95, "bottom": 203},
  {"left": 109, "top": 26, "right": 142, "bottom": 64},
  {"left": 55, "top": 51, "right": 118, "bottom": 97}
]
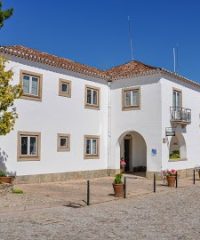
[
  {"left": 173, "top": 47, "right": 176, "bottom": 72},
  {"left": 173, "top": 45, "right": 179, "bottom": 73},
  {"left": 128, "top": 16, "right": 134, "bottom": 61}
]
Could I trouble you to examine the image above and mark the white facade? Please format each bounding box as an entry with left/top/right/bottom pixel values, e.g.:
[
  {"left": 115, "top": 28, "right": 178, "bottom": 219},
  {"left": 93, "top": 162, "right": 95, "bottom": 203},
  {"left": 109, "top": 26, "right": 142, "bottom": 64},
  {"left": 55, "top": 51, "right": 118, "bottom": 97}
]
[{"left": 1, "top": 48, "right": 200, "bottom": 180}]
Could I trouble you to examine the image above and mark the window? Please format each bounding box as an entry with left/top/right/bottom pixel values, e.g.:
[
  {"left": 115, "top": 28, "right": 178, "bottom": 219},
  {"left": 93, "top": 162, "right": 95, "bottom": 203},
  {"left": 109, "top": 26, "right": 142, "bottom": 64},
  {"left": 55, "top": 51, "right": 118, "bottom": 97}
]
[
  {"left": 85, "top": 85, "right": 100, "bottom": 109},
  {"left": 20, "top": 70, "right": 42, "bottom": 101},
  {"left": 57, "top": 134, "right": 70, "bottom": 152},
  {"left": 122, "top": 87, "right": 140, "bottom": 110},
  {"left": 17, "top": 132, "right": 41, "bottom": 161},
  {"left": 59, "top": 79, "right": 71, "bottom": 98},
  {"left": 173, "top": 88, "right": 182, "bottom": 109},
  {"left": 84, "top": 135, "right": 100, "bottom": 159}
]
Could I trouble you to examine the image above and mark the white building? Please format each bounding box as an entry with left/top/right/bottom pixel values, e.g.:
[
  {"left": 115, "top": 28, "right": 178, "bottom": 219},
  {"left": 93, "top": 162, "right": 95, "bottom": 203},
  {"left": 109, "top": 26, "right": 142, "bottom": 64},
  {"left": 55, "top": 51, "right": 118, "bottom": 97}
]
[{"left": 0, "top": 45, "right": 199, "bottom": 183}]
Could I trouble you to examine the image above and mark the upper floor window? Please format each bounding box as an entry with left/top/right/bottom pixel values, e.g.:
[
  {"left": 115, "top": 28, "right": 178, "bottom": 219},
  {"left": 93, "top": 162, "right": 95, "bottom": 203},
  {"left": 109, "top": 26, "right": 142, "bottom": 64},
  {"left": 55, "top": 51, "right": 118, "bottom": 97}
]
[
  {"left": 59, "top": 79, "right": 71, "bottom": 98},
  {"left": 173, "top": 88, "right": 182, "bottom": 109},
  {"left": 84, "top": 135, "right": 100, "bottom": 159},
  {"left": 17, "top": 131, "right": 41, "bottom": 161},
  {"left": 122, "top": 87, "right": 140, "bottom": 110},
  {"left": 85, "top": 85, "right": 100, "bottom": 109},
  {"left": 20, "top": 70, "right": 42, "bottom": 101}
]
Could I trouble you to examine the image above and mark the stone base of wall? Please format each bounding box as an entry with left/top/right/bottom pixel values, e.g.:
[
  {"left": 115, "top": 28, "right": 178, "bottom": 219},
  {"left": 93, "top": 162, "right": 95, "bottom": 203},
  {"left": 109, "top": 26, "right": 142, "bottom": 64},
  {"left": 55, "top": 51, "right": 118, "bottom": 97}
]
[
  {"left": 146, "top": 168, "right": 194, "bottom": 180},
  {"left": 15, "top": 169, "right": 120, "bottom": 184}
]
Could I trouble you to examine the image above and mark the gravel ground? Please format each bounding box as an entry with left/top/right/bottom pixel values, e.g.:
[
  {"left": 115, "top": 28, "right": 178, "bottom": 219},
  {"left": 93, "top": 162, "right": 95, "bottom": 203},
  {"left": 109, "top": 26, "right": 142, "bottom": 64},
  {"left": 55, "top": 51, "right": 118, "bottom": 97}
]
[{"left": 0, "top": 185, "right": 200, "bottom": 240}]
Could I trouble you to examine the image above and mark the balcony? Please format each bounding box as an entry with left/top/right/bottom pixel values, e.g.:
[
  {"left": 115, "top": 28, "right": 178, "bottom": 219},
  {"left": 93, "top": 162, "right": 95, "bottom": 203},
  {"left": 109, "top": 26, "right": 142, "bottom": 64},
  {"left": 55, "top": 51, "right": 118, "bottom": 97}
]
[{"left": 170, "top": 107, "right": 191, "bottom": 125}]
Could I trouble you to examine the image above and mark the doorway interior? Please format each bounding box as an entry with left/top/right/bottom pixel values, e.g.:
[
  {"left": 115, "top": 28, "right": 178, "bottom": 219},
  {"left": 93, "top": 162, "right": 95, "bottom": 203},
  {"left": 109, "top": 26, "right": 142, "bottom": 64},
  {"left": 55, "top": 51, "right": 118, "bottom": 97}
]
[{"left": 120, "top": 131, "right": 147, "bottom": 176}]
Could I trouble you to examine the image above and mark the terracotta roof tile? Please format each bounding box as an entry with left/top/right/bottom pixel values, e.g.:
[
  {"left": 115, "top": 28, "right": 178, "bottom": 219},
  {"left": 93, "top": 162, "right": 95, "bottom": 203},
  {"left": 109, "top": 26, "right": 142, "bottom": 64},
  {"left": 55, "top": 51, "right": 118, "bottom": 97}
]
[
  {"left": 0, "top": 45, "right": 109, "bottom": 79},
  {"left": 105, "top": 60, "right": 159, "bottom": 79},
  {"left": 0, "top": 45, "right": 199, "bottom": 89}
]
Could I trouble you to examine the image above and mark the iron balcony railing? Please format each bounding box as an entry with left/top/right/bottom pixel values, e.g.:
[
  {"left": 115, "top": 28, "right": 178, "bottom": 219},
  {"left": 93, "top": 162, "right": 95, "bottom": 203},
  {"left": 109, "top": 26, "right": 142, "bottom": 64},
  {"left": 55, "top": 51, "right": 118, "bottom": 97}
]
[{"left": 170, "top": 107, "right": 191, "bottom": 124}]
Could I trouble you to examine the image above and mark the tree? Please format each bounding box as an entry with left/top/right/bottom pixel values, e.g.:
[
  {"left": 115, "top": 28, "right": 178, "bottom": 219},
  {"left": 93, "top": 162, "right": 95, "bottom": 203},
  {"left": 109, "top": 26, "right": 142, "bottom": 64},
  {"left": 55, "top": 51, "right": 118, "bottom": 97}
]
[
  {"left": 0, "top": 1, "right": 13, "bottom": 29},
  {"left": 0, "top": 57, "right": 22, "bottom": 135},
  {"left": 0, "top": 1, "right": 21, "bottom": 135}
]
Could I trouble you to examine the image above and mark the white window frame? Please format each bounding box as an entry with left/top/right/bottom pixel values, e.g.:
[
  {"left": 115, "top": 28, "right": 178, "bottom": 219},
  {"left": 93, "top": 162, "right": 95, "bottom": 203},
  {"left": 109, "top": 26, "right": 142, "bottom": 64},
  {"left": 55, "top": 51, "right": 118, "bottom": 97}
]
[
  {"left": 84, "top": 135, "right": 100, "bottom": 159},
  {"left": 85, "top": 85, "right": 100, "bottom": 109},
  {"left": 20, "top": 70, "right": 42, "bottom": 101},
  {"left": 173, "top": 88, "right": 182, "bottom": 109},
  {"left": 23, "top": 75, "right": 39, "bottom": 96},
  {"left": 17, "top": 131, "right": 41, "bottom": 161},
  {"left": 122, "top": 87, "right": 140, "bottom": 110}
]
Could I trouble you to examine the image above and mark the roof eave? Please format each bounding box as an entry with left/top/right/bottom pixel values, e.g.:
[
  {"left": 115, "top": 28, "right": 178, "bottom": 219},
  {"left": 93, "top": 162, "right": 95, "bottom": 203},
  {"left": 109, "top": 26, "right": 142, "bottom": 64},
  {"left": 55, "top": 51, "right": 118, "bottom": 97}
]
[{"left": 0, "top": 47, "right": 110, "bottom": 81}]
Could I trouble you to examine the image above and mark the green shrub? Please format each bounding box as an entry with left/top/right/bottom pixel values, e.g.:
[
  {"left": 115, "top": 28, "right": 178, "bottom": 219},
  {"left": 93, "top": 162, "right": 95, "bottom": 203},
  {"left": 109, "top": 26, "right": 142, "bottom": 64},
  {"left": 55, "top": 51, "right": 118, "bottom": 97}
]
[
  {"left": 0, "top": 169, "right": 6, "bottom": 177},
  {"left": 169, "top": 150, "right": 180, "bottom": 159},
  {"left": 114, "top": 173, "right": 123, "bottom": 184},
  {"left": 11, "top": 188, "right": 23, "bottom": 194}
]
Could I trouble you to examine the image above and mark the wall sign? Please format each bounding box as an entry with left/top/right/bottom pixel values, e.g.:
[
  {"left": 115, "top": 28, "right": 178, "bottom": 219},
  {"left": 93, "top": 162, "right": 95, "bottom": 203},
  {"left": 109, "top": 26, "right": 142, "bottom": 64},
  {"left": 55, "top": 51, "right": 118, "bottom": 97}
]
[
  {"left": 151, "top": 148, "right": 157, "bottom": 156},
  {"left": 165, "top": 127, "right": 176, "bottom": 136}
]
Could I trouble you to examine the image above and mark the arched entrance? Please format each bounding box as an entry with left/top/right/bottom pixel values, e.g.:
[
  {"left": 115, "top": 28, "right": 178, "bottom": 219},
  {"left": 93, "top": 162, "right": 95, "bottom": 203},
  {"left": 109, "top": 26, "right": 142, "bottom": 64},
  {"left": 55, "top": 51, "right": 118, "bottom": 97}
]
[
  {"left": 169, "top": 132, "right": 186, "bottom": 160},
  {"left": 119, "top": 131, "right": 147, "bottom": 176}
]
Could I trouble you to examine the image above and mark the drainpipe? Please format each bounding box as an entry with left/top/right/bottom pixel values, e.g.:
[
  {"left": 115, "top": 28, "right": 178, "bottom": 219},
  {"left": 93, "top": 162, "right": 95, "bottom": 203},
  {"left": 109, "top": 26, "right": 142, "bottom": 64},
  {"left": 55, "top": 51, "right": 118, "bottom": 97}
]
[{"left": 107, "top": 80, "right": 112, "bottom": 175}]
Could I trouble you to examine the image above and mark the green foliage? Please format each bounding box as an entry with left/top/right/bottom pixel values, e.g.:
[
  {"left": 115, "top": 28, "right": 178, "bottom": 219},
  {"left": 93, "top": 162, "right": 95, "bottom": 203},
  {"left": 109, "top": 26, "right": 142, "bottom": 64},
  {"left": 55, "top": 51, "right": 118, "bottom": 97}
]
[
  {"left": 114, "top": 173, "right": 123, "bottom": 184},
  {"left": 11, "top": 187, "right": 23, "bottom": 194},
  {"left": 0, "top": 57, "right": 22, "bottom": 135},
  {"left": 0, "top": 1, "right": 13, "bottom": 29},
  {"left": 0, "top": 169, "right": 6, "bottom": 177},
  {"left": 169, "top": 150, "right": 180, "bottom": 159}
]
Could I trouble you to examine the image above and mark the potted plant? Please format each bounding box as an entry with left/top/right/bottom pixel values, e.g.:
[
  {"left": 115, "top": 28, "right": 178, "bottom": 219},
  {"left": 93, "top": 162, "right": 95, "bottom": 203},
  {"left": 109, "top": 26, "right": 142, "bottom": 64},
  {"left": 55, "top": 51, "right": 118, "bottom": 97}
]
[
  {"left": 162, "top": 169, "right": 177, "bottom": 187},
  {"left": 0, "top": 170, "right": 15, "bottom": 184},
  {"left": 113, "top": 173, "right": 124, "bottom": 197},
  {"left": 120, "top": 158, "right": 126, "bottom": 173}
]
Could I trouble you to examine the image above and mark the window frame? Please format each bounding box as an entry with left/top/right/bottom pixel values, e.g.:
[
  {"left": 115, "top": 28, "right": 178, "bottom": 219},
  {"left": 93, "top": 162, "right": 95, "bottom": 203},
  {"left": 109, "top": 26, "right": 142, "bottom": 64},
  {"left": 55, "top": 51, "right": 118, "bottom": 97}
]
[
  {"left": 57, "top": 133, "right": 70, "bottom": 152},
  {"left": 20, "top": 70, "right": 43, "bottom": 101},
  {"left": 17, "top": 131, "right": 41, "bottom": 161},
  {"left": 172, "top": 88, "right": 182, "bottom": 108},
  {"left": 122, "top": 87, "right": 141, "bottom": 111},
  {"left": 85, "top": 85, "right": 100, "bottom": 109},
  {"left": 84, "top": 135, "right": 100, "bottom": 159},
  {"left": 58, "top": 79, "right": 71, "bottom": 98}
]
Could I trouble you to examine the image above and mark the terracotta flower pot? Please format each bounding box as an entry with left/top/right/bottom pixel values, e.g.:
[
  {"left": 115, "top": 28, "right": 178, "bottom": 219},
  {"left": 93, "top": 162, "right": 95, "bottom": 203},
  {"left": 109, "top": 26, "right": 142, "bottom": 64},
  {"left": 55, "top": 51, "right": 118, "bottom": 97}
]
[
  {"left": 113, "top": 183, "right": 124, "bottom": 197},
  {"left": 167, "top": 175, "right": 176, "bottom": 187},
  {"left": 0, "top": 176, "right": 14, "bottom": 184}
]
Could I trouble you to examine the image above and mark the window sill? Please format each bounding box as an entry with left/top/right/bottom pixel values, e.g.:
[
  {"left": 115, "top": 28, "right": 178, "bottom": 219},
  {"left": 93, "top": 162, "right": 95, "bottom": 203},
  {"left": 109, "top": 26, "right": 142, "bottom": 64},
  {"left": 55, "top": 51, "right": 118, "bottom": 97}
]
[
  {"left": 21, "top": 94, "right": 42, "bottom": 102},
  {"left": 18, "top": 156, "right": 40, "bottom": 161},
  {"left": 85, "top": 104, "right": 100, "bottom": 110},
  {"left": 122, "top": 106, "right": 140, "bottom": 111},
  {"left": 84, "top": 155, "right": 99, "bottom": 159},
  {"left": 58, "top": 93, "right": 71, "bottom": 98},
  {"left": 168, "top": 158, "right": 187, "bottom": 162},
  {"left": 57, "top": 149, "right": 70, "bottom": 152}
]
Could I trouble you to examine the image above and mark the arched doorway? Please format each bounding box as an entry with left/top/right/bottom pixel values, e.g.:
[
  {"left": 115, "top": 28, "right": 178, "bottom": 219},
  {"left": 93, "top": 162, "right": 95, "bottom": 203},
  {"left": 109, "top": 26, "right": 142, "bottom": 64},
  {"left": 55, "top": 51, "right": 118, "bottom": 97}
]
[
  {"left": 169, "top": 133, "right": 186, "bottom": 160},
  {"left": 119, "top": 131, "right": 147, "bottom": 176}
]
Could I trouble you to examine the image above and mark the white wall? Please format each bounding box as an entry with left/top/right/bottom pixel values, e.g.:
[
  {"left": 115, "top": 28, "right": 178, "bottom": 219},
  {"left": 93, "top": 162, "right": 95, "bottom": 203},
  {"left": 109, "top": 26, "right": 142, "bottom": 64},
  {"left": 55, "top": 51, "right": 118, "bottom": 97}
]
[
  {"left": 2, "top": 55, "right": 200, "bottom": 177},
  {"left": 131, "top": 133, "right": 147, "bottom": 168},
  {"left": 110, "top": 75, "right": 163, "bottom": 172},
  {"left": 161, "top": 77, "right": 200, "bottom": 170},
  {"left": 0, "top": 57, "right": 109, "bottom": 176}
]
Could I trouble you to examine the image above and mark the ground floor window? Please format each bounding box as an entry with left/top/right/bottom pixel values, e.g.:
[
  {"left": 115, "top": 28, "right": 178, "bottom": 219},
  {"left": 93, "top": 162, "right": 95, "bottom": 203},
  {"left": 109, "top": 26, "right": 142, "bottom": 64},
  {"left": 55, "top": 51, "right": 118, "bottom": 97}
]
[
  {"left": 84, "top": 135, "right": 99, "bottom": 159},
  {"left": 17, "top": 131, "right": 41, "bottom": 161},
  {"left": 57, "top": 133, "right": 70, "bottom": 152}
]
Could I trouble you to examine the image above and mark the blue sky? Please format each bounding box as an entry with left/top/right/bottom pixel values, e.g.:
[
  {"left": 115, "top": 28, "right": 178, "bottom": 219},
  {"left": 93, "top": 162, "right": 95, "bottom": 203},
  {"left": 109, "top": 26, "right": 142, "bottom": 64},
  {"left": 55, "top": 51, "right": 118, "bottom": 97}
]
[{"left": 1, "top": 0, "right": 200, "bottom": 82}]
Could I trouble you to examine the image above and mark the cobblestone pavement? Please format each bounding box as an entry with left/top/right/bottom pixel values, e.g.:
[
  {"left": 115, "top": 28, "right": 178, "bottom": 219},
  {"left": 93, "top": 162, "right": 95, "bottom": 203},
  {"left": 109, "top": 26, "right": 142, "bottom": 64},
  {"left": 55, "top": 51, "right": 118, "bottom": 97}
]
[
  {"left": 0, "top": 175, "right": 195, "bottom": 213},
  {"left": 0, "top": 177, "right": 200, "bottom": 239}
]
